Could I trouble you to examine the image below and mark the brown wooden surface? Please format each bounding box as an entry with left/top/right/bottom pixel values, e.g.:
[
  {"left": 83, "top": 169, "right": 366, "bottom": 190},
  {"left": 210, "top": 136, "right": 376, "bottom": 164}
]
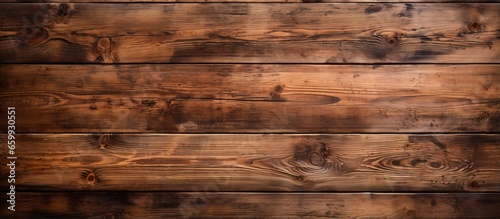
[
  {"left": 0, "top": 3, "right": 499, "bottom": 63},
  {"left": 1, "top": 192, "right": 499, "bottom": 218},
  {"left": 1, "top": 134, "right": 498, "bottom": 192},
  {"left": 1, "top": 64, "right": 498, "bottom": 133},
  {"left": 2, "top": 0, "right": 498, "bottom": 3},
  {"left": 1, "top": 1, "right": 499, "bottom": 217}
]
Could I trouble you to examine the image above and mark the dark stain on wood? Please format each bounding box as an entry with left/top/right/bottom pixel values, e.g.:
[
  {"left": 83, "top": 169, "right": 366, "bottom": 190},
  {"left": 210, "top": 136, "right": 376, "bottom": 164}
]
[
  {"left": 408, "top": 135, "right": 447, "bottom": 152},
  {"left": 365, "top": 5, "right": 382, "bottom": 14},
  {"left": 270, "top": 84, "right": 285, "bottom": 100},
  {"left": 404, "top": 50, "right": 445, "bottom": 62},
  {"left": 398, "top": 4, "right": 414, "bottom": 18}
]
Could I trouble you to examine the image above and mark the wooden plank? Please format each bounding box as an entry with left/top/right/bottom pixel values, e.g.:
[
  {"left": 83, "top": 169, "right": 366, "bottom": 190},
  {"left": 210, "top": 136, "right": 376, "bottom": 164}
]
[
  {"left": 0, "top": 3, "right": 498, "bottom": 63},
  {"left": 1, "top": 192, "right": 499, "bottom": 218},
  {"left": 0, "top": 0, "right": 496, "bottom": 2},
  {"left": 1, "top": 134, "right": 498, "bottom": 191},
  {"left": 1, "top": 64, "right": 499, "bottom": 133}
]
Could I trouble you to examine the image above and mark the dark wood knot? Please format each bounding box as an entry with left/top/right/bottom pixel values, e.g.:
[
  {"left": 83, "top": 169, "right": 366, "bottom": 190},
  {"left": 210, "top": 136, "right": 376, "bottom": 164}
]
[
  {"left": 269, "top": 85, "right": 285, "bottom": 100},
  {"left": 46, "top": 3, "right": 70, "bottom": 24},
  {"left": 309, "top": 152, "right": 325, "bottom": 166},
  {"left": 98, "top": 134, "right": 110, "bottom": 149},
  {"left": 81, "top": 170, "right": 98, "bottom": 186},
  {"left": 293, "top": 140, "right": 331, "bottom": 168},
  {"left": 104, "top": 213, "right": 115, "bottom": 219},
  {"left": 386, "top": 37, "right": 398, "bottom": 47},
  {"left": 93, "top": 38, "right": 114, "bottom": 63},
  {"left": 374, "top": 31, "right": 405, "bottom": 48},
  {"left": 468, "top": 180, "right": 480, "bottom": 190},
  {"left": 303, "top": 0, "right": 322, "bottom": 2},
  {"left": 296, "top": 175, "right": 305, "bottom": 182},
  {"left": 21, "top": 26, "right": 48, "bottom": 45},
  {"left": 406, "top": 209, "right": 415, "bottom": 217},
  {"left": 467, "top": 21, "right": 483, "bottom": 32},
  {"left": 96, "top": 38, "right": 111, "bottom": 54}
]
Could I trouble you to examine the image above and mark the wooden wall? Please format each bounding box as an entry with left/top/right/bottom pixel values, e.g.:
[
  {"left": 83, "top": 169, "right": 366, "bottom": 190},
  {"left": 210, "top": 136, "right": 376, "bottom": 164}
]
[{"left": 1, "top": 0, "right": 499, "bottom": 218}]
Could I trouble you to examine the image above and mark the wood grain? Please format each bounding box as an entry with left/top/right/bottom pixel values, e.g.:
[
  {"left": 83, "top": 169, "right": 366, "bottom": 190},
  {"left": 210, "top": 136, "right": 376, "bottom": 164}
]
[
  {"left": 1, "top": 134, "right": 498, "bottom": 192},
  {"left": 0, "top": 3, "right": 498, "bottom": 63},
  {"left": 1, "top": 0, "right": 497, "bottom": 3},
  {"left": 1, "top": 64, "right": 499, "bottom": 133},
  {"left": 1, "top": 192, "right": 499, "bottom": 218}
]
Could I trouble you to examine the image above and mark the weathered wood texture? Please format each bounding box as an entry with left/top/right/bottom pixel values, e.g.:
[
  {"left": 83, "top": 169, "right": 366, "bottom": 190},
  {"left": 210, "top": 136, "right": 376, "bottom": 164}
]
[
  {"left": 1, "top": 134, "right": 498, "bottom": 191},
  {"left": 1, "top": 192, "right": 499, "bottom": 218},
  {"left": 1, "top": 0, "right": 497, "bottom": 2},
  {"left": 1, "top": 65, "right": 498, "bottom": 133},
  {"left": 0, "top": 3, "right": 498, "bottom": 63}
]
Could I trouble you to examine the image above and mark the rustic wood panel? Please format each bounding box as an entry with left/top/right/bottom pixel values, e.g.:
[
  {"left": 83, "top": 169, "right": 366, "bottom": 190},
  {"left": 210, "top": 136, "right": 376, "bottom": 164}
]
[
  {"left": 1, "top": 0, "right": 497, "bottom": 3},
  {"left": 0, "top": 3, "right": 498, "bottom": 63},
  {"left": 1, "top": 134, "right": 498, "bottom": 191},
  {"left": 1, "top": 64, "right": 498, "bottom": 133},
  {"left": 1, "top": 192, "right": 499, "bottom": 218},
  {"left": 1, "top": 0, "right": 497, "bottom": 2}
]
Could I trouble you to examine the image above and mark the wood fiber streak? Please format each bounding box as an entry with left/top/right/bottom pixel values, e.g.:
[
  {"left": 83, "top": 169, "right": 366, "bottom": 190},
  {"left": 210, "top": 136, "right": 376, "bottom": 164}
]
[
  {"left": 1, "top": 134, "right": 498, "bottom": 192},
  {"left": 1, "top": 192, "right": 499, "bottom": 218},
  {"left": 1, "top": 65, "right": 498, "bottom": 133},
  {"left": 0, "top": 3, "right": 499, "bottom": 63}
]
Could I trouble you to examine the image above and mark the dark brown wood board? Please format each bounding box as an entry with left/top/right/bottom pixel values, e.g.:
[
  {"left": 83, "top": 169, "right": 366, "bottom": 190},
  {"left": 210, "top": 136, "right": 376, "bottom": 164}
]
[
  {"left": 1, "top": 134, "right": 498, "bottom": 192},
  {"left": 0, "top": 3, "right": 499, "bottom": 63},
  {"left": 1, "top": 0, "right": 499, "bottom": 2},
  {"left": 1, "top": 192, "right": 499, "bottom": 218},
  {"left": 1, "top": 64, "right": 499, "bottom": 133}
]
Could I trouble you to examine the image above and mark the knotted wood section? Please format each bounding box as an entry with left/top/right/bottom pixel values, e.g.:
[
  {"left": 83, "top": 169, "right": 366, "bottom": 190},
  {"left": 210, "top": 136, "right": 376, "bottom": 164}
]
[
  {"left": 1, "top": 3, "right": 498, "bottom": 63},
  {"left": 1, "top": 134, "right": 498, "bottom": 192},
  {"left": 1, "top": 64, "right": 498, "bottom": 133}
]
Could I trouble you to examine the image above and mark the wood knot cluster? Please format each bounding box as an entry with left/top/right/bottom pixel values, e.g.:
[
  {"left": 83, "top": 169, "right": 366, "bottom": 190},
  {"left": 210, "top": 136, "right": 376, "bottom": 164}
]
[
  {"left": 20, "top": 3, "right": 72, "bottom": 45},
  {"left": 45, "top": 3, "right": 71, "bottom": 24}
]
